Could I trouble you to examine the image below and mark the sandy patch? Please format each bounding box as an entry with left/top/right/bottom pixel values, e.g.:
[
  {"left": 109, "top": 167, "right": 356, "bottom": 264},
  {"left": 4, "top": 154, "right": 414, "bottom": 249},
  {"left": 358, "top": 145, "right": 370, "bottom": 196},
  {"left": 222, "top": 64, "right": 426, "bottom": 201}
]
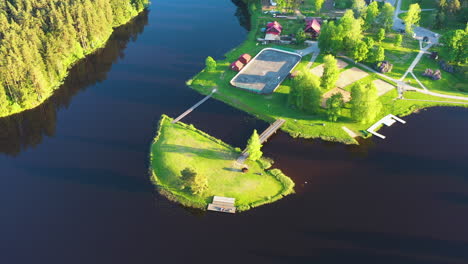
[
  {"left": 321, "top": 87, "right": 352, "bottom": 108},
  {"left": 335, "top": 67, "right": 369, "bottom": 88},
  {"left": 373, "top": 79, "right": 395, "bottom": 96},
  {"left": 310, "top": 60, "right": 349, "bottom": 77}
]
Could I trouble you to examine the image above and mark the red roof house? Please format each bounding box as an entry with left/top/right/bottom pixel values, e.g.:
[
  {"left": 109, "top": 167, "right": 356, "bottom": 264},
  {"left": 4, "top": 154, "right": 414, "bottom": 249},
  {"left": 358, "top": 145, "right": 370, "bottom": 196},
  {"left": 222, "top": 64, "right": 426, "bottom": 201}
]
[
  {"left": 304, "top": 18, "right": 321, "bottom": 37},
  {"left": 238, "top": 54, "right": 252, "bottom": 64},
  {"left": 266, "top": 21, "right": 283, "bottom": 35},
  {"left": 230, "top": 60, "right": 244, "bottom": 72}
]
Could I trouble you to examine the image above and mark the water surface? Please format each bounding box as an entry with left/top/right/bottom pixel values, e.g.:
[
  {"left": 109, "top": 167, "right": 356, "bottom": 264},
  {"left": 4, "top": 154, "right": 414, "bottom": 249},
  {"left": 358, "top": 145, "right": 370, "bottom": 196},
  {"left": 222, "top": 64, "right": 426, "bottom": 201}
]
[{"left": 1, "top": 1, "right": 467, "bottom": 263}]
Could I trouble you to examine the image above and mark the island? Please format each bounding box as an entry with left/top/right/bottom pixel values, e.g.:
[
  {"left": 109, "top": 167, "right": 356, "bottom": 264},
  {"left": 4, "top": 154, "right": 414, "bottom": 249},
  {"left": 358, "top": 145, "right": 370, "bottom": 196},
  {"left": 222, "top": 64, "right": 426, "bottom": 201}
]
[
  {"left": 188, "top": 0, "right": 468, "bottom": 144},
  {"left": 149, "top": 115, "right": 294, "bottom": 212}
]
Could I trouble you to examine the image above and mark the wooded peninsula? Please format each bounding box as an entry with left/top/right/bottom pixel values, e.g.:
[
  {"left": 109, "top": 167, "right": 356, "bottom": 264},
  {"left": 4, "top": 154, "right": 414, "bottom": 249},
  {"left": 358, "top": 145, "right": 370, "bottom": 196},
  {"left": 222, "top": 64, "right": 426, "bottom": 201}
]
[{"left": 0, "top": 0, "right": 149, "bottom": 117}]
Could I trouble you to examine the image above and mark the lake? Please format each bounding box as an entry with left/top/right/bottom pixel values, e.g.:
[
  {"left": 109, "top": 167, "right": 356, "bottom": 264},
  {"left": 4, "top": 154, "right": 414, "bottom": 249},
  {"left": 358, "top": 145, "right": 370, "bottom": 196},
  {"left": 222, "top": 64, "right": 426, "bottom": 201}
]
[{"left": 0, "top": 0, "right": 467, "bottom": 263}]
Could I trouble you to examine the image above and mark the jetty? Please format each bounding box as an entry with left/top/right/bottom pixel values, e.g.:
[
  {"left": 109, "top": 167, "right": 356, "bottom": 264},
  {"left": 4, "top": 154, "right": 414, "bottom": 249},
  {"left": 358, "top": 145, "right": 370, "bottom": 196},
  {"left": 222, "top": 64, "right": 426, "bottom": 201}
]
[
  {"left": 207, "top": 196, "right": 236, "bottom": 213},
  {"left": 367, "top": 114, "right": 406, "bottom": 139},
  {"left": 172, "top": 88, "right": 217, "bottom": 124},
  {"left": 236, "top": 119, "right": 285, "bottom": 164}
]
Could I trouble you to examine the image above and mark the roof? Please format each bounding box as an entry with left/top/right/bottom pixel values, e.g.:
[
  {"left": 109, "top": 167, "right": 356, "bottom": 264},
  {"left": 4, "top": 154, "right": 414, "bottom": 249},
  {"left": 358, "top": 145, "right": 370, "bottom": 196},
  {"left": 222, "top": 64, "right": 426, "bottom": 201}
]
[
  {"left": 230, "top": 60, "right": 244, "bottom": 69},
  {"left": 266, "top": 21, "right": 282, "bottom": 34},
  {"left": 305, "top": 18, "right": 321, "bottom": 33},
  {"left": 239, "top": 53, "right": 252, "bottom": 62}
]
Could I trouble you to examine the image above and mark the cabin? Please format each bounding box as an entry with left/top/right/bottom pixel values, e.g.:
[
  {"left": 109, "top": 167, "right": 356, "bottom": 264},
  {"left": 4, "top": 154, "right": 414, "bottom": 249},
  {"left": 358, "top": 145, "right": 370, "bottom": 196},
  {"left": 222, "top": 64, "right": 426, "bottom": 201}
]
[
  {"left": 230, "top": 60, "right": 244, "bottom": 71},
  {"left": 238, "top": 53, "right": 252, "bottom": 64},
  {"left": 266, "top": 21, "right": 283, "bottom": 35},
  {"left": 304, "top": 18, "right": 321, "bottom": 38}
]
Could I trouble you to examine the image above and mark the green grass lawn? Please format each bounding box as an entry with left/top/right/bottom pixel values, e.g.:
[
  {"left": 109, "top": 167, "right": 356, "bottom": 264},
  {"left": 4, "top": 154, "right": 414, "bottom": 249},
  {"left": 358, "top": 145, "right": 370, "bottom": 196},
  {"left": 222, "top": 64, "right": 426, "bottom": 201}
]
[
  {"left": 400, "top": 0, "right": 438, "bottom": 10},
  {"left": 413, "top": 55, "right": 468, "bottom": 95},
  {"left": 150, "top": 115, "right": 294, "bottom": 212},
  {"left": 377, "top": 33, "right": 420, "bottom": 79}
]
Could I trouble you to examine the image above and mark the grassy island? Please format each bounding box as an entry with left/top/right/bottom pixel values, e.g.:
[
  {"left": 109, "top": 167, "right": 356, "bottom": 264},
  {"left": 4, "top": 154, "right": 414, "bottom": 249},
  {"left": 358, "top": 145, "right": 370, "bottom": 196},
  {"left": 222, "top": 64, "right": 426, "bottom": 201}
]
[
  {"left": 150, "top": 115, "right": 294, "bottom": 212},
  {"left": 188, "top": 0, "right": 468, "bottom": 145}
]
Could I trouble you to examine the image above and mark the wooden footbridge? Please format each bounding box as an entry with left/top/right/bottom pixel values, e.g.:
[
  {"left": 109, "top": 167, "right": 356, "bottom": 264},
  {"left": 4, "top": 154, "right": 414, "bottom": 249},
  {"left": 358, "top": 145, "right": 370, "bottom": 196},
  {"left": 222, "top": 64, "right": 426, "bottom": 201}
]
[
  {"left": 171, "top": 88, "right": 217, "bottom": 124},
  {"left": 236, "top": 119, "right": 285, "bottom": 164}
]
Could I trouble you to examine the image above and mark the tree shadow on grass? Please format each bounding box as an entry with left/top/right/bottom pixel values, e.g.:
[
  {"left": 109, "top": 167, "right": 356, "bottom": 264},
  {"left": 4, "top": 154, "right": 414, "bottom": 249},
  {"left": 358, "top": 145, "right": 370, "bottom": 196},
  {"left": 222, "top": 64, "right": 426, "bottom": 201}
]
[
  {"left": 223, "top": 167, "right": 242, "bottom": 172},
  {"left": 159, "top": 144, "right": 235, "bottom": 161}
]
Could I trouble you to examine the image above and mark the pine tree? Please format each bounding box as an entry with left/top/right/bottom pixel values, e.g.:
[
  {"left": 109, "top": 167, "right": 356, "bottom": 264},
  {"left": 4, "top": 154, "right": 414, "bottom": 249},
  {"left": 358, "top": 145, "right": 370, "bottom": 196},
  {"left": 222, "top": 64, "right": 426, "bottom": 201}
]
[{"left": 245, "top": 130, "right": 263, "bottom": 161}]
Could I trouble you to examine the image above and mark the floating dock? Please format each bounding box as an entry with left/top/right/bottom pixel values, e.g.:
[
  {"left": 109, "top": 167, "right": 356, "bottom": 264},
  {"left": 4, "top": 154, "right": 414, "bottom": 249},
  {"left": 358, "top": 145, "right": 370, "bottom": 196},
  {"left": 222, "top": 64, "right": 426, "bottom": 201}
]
[
  {"left": 207, "top": 196, "right": 236, "bottom": 214},
  {"left": 367, "top": 114, "right": 406, "bottom": 139}
]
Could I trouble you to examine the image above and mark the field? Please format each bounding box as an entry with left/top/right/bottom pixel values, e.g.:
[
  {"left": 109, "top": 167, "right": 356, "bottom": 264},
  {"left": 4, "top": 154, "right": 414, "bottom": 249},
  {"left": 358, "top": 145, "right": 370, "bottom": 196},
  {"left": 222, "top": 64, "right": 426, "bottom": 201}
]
[{"left": 150, "top": 115, "right": 294, "bottom": 211}]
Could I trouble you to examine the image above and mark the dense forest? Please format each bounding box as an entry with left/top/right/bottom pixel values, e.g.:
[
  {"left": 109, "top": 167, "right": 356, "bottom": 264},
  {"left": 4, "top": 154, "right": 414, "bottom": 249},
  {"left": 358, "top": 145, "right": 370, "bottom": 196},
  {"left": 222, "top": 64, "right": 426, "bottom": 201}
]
[
  {"left": 0, "top": 0, "right": 149, "bottom": 117},
  {"left": 0, "top": 10, "right": 149, "bottom": 155}
]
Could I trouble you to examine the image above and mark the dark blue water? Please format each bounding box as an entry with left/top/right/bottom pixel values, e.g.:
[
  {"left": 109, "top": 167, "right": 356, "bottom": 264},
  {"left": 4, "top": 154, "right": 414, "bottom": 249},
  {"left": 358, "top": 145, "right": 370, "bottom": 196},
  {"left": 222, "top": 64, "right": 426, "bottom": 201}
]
[{"left": 1, "top": 1, "right": 467, "bottom": 263}]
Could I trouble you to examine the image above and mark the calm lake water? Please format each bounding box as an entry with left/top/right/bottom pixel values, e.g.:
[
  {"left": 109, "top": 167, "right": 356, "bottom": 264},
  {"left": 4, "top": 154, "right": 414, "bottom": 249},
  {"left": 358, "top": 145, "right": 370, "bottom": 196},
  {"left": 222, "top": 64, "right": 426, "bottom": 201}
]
[{"left": 1, "top": 0, "right": 467, "bottom": 263}]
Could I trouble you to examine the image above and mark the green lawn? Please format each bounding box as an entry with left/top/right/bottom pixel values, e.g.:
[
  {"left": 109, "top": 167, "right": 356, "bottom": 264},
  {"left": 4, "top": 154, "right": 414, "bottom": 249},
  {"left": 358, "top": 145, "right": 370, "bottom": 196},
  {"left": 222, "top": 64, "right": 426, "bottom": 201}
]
[
  {"left": 413, "top": 55, "right": 468, "bottom": 95},
  {"left": 150, "top": 115, "right": 294, "bottom": 212},
  {"left": 378, "top": 33, "right": 420, "bottom": 79},
  {"left": 400, "top": 0, "right": 438, "bottom": 11}
]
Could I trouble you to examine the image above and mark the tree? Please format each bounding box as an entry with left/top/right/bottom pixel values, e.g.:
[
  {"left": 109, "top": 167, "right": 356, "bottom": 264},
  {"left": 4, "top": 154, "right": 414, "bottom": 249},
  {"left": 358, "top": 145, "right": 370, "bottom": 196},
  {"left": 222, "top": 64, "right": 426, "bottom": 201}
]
[
  {"left": 351, "top": 0, "right": 367, "bottom": 18},
  {"left": 448, "top": 0, "right": 461, "bottom": 14},
  {"left": 351, "top": 40, "right": 369, "bottom": 62},
  {"left": 404, "top": 4, "right": 421, "bottom": 34},
  {"left": 205, "top": 56, "right": 217, "bottom": 72},
  {"left": 181, "top": 167, "right": 197, "bottom": 185},
  {"left": 296, "top": 28, "right": 306, "bottom": 44},
  {"left": 318, "top": 21, "right": 344, "bottom": 54},
  {"left": 363, "top": 37, "right": 375, "bottom": 50},
  {"left": 350, "top": 81, "right": 382, "bottom": 124},
  {"left": 364, "top": 1, "right": 379, "bottom": 30},
  {"left": 395, "top": 34, "right": 403, "bottom": 46},
  {"left": 245, "top": 130, "right": 263, "bottom": 161},
  {"left": 191, "top": 173, "right": 209, "bottom": 195},
  {"left": 340, "top": 10, "right": 363, "bottom": 49},
  {"left": 314, "top": 0, "right": 325, "bottom": 13},
  {"left": 370, "top": 46, "right": 385, "bottom": 63},
  {"left": 377, "top": 3, "right": 395, "bottom": 30},
  {"left": 439, "top": 29, "right": 467, "bottom": 64},
  {"left": 321, "top": 54, "right": 340, "bottom": 90},
  {"left": 376, "top": 28, "right": 386, "bottom": 43},
  {"left": 289, "top": 71, "right": 322, "bottom": 113},
  {"left": 327, "top": 93, "right": 344, "bottom": 122}
]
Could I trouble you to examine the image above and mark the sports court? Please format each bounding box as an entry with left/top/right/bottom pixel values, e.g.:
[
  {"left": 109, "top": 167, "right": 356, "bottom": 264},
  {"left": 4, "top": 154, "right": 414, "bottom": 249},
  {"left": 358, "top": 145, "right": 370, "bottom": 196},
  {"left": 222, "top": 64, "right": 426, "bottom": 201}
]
[{"left": 230, "top": 48, "right": 302, "bottom": 94}]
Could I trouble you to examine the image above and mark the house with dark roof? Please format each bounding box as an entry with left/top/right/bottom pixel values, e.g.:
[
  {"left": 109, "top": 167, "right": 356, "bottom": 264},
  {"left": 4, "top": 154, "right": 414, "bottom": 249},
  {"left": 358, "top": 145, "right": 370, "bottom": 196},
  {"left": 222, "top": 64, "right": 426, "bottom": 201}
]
[{"left": 304, "top": 18, "right": 321, "bottom": 38}]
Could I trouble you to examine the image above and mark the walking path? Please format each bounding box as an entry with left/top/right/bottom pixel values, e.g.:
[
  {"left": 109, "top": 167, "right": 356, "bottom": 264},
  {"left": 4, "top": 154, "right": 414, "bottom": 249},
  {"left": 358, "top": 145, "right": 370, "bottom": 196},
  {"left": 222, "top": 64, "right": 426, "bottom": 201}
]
[{"left": 172, "top": 88, "right": 216, "bottom": 123}]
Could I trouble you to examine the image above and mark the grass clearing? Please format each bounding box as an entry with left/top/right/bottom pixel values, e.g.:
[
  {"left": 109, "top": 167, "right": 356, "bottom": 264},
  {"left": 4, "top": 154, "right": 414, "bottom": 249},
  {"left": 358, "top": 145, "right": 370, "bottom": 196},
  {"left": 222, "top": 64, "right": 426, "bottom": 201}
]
[{"left": 150, "top": 115, "right": 294, "bottom": 212}]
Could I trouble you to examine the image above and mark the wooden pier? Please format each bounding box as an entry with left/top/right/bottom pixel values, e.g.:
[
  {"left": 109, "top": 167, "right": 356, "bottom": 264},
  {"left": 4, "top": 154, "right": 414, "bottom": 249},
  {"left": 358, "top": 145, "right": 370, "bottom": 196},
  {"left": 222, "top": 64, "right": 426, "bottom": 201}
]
[
  {"left": 367, "top": 114, "right": 406, "bottom": 139},
  {"left": 236, "top": 119, "right": 285, "bottom": 164},
  {"left": 172, "top": 88, "right": 217, "bottom": 124},
  {"left": 207, "top": 196, "right": 236, "bottom": 213}
]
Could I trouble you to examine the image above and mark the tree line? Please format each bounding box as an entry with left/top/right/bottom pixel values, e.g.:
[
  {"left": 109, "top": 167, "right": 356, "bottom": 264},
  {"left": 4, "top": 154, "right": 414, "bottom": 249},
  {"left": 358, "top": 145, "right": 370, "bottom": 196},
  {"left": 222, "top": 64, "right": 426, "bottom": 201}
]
[{"left": 0, "top": 0, "right": 149, "bottom": 117}]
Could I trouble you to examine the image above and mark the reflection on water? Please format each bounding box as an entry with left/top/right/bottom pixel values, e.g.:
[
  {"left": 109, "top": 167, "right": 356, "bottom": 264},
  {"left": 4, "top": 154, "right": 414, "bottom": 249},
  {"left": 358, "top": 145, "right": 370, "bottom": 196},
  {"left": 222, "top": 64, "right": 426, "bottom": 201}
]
[{"left": 0, "top": 11, "right": 149, "bottom": 155}]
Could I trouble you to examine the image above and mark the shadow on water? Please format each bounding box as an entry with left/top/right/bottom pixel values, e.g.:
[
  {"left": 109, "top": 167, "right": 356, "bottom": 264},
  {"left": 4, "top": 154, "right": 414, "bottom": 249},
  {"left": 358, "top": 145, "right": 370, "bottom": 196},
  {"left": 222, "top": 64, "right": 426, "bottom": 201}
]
[{"left": 0, "top": 11, "right": 150, "bottom": 156}]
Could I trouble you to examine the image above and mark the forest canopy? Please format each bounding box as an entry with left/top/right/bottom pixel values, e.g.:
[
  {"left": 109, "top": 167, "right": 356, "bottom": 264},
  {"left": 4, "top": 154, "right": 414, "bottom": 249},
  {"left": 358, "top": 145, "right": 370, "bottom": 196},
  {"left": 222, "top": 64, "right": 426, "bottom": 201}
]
[{"left": 0, "top": 0, "right": 149, "bottom": 117}]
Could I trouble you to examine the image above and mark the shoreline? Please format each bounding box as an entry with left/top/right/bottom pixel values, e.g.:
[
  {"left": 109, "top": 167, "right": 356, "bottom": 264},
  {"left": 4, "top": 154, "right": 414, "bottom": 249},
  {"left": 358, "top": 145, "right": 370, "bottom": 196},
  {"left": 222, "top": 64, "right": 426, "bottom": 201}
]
[
  {"left": 0, "top": 8, "right": 149, "bottom": 119},
  {"left": 149, "top": 115, "right": 295, "bottom": 212}
]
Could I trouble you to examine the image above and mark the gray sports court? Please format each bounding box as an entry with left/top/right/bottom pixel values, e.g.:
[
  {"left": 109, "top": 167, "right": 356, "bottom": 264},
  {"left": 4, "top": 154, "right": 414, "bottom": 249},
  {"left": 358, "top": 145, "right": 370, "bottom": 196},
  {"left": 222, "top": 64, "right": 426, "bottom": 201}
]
[{"left": 230, "top": 48, "right": 302, "bottom": 94}]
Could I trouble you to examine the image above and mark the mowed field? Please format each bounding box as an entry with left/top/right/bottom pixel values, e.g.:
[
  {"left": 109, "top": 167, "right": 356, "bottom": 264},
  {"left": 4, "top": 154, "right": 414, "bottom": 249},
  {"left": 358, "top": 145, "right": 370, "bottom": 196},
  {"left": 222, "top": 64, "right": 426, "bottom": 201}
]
[{"left": 150, "top": 116, "right": 291, "bottom": 209}]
